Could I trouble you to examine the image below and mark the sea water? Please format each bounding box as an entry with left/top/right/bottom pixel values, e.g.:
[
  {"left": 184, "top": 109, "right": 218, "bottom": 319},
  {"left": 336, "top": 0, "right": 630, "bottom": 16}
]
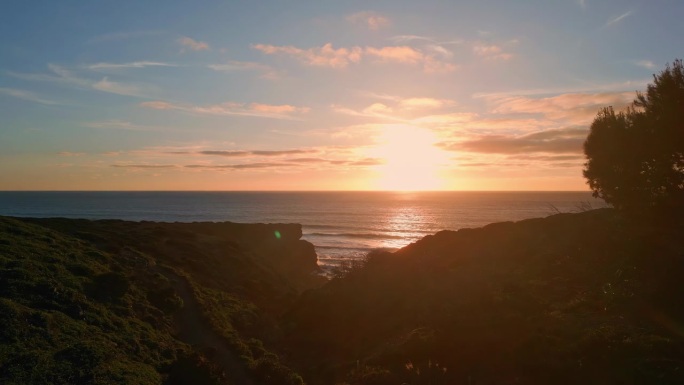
[{"left": 0, "top": 191, "right": 605, "bottom": 271}]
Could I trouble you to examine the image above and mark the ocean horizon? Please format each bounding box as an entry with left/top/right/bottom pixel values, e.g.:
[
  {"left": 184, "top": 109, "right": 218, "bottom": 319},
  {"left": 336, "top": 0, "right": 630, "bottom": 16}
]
[{"left": 0, "top": 191, "right": 606, "bottom": 271}]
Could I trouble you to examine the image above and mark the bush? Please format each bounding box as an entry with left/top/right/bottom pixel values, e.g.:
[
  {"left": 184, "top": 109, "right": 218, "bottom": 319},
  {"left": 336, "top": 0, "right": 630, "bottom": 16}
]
[{"left": 583, "top": 59, "right": 684, "bottom": 218}]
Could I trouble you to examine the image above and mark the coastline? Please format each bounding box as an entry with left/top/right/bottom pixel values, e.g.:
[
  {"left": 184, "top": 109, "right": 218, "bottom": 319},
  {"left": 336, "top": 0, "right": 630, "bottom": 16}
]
[{"left": 3, "top": 209, "right": 682, "bottom": 384}]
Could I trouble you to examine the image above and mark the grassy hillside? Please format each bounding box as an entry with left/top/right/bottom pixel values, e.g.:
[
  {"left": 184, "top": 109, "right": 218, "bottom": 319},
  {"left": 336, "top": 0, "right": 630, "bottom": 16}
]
[
  {"left": 0, "top": 217, "right": 320, "bottom": 384},
  {"left": 3, "top": 209, "right": 683, "bottom": 384},
  {"left": 282, "top": 209, "right": 684, "bottom": 384}
]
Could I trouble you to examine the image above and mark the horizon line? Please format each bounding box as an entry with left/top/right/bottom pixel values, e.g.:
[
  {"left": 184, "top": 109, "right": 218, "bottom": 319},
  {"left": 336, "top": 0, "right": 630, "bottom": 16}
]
[{"left": 0, "top": 189, "right": 593, "bottom": 193}]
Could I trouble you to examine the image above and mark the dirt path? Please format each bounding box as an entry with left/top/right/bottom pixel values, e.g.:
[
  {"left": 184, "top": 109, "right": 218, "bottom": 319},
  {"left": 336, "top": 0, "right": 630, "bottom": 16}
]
[{"left": 153, "top": 265, "right": 254, "bottom": 385}]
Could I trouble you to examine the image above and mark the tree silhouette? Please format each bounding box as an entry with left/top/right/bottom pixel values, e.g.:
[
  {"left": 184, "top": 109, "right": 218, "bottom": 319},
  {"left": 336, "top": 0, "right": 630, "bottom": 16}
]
[{"left": 583, "top": 59, "right": 684, "bottom": 217}]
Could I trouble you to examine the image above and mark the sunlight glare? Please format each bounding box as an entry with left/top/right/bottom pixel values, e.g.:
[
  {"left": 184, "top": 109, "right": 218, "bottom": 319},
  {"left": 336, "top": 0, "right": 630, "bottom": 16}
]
[{"left": 370, "top": 125, "right": 450, "bottom": 191}]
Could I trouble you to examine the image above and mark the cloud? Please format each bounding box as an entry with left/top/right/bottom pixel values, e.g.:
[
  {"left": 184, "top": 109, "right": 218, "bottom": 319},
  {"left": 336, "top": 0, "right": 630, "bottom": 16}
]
[
  {"left": 285, "top": 157, "right": 330, "bottom": 163},
  {"left": 208, "top": 61, "right": 280, "bottom": 79},
  {"left": 92, "top": 77, "right": 148, "bottom": 97},
  {"left": 139, "top": 101, "right": 175, "bottom": 110},
  {"left": 86, "top": 61, "right": 177, "bottom": 70},
  {"left": 483, "top": 91, "right": 634, "bottom": 124},
  {"left": 578, "top": 0, "right": 586, "bottom": 10},
  {"left": 605, "top": 11, "right": 633, "bottom": 27},
  {"left": 0, "top": 87, "right": 59, "bottom": 105},
  {"left": 87, "top": 30, "right": 163, "bottom": 44},
  {"left": 439, "top": 127, "right": 588, "bottom": 154},
  {"left": 185, "top": 162, "right": 294, "bottom": 170},
  {"left": 473, "top": 79, "right": 650, "bottom": 98},
  {"left": 140, "top": 100, "right": 310, "bottom": 120},
  {"left": 251, "top": 149, "right": 314, "bottom": 156},
  {"left": 365, "top": 46, "right": 423, "bottom": 63},
  {"left": 198, "top": 150, "right": 250, "bottom": 157},
  {"left": 249, "top": 103, "right": 310, "bottom": 114},
  {"left": 347, "top": 11, "right": 390, "bottom": 30},
  {"left": 9, "top": 64, "right": 155, "bottom": 98},
  {"left": 177, "top": 36, "right": 210, "bottom": 51},
  {"left": 198, "top": 149, "right": 314, "bottom": 157},
  {"left": 57, "top": 151, "right": 86, "bottom": 157},
  {"left": 333, "top": 96, "right": 459, "bottom": 123},
  {"left": 254, "top": 43, "right": 456, "bottom": 73},
  {"left": 472, "top": 43, "right": 513, "bottom": 61},
  {"left": 636, "top": 60, "right": 656, "bottom": 69},
  {"left": 111, "top": 164, "right": 178, "bottom": 169},
  {"left": 83, "top": 120, "right": 161, "bottom": 131},
  {"left": 253, "top": 43, "right": 362, "bottom": 69},
  {"left": 398, "top": 97, "right": 453, "bottom": 110}
]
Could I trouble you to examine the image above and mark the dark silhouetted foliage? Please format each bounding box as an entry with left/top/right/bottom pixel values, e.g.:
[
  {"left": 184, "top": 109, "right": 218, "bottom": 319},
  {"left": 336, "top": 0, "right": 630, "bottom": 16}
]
[{"left": 584, "top": 59, "right": 684, "bottom": 218}]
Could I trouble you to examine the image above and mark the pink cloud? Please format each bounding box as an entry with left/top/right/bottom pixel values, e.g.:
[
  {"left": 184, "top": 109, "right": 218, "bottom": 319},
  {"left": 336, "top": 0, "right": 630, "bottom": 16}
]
[
  {"left": 364, "top": 46, "right": 423, "bottom": 63},
  {"left": 472, "top": 43, "right": 513, "bottom": 60},
  {"left": 253, "top": 43, "right": 362, "bottom": 69},
  {"left": 254, "top": 43, "right": 456, "bottom": 73}
]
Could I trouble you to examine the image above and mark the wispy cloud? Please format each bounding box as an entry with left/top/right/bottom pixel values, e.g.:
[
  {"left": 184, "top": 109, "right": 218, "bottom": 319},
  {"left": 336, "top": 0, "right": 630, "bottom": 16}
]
[
  {"left": 208, "top": 61, "right": 280, "bottom": 79},
  {"left": 112, "top": 164, "right": 178, "bottom": 169},
  {"left": 472, "top": 43, "right": 513, "bottom": 61},
  {"left": 198, "top": 149, "right": 315, "bottom": 157},
  {"left": 177, "top": 36, "right": 210, "bottom": 51},
  {"left": 87, "top": 30, "right": 164, "bottom": 44},
  {"left": 57, "top": 151, "right": 86, "bottom": 157},
  {"left": 9, "top": 64, "right": 156, "bottom": 98},
  {"left": 140, "top": 100, "right": 310, "bottom": 120},
  {"left": 185, "top": 163, "right": 294, "bottom": 170},
  {"left": 365, "top": 46, "right": 423, "bottom": 63},
  {"left": 254, "top": 43, "right": 456, "bottom": 73},
  {"left": 578, "top": 0, "right": 586, "bottom": 10},
  {"left": 253, "top": 43, "right": 362, "bottom": 69},
  {"left": 484, "top": 91, "right": 634, "bottom": 125},
  {"left": 333, "top": 95, "right": 457, "bottom": 122},
  {"left": 85, "top": 61, "right": 177, "bottom": 71},
  {"left": 635, "top": 60, "right": 656, "bottom": 69},
  {"left": 347, "top": 11, "right": 390, "bottom": 30},
  {"left": 605, "top": 10, "right": 633, "bottom": 27},
  {"left": 92, "top": 77, "right": 148, "bottom": 97},
  {"left": 82, "top": 120, "right": 162, "bottom": 131},
  {"left": 0, "top": 87, "right": 60, "bottom": 105},
  {"left": 439, "top": 127, "right": 588, "bottom": 154}
]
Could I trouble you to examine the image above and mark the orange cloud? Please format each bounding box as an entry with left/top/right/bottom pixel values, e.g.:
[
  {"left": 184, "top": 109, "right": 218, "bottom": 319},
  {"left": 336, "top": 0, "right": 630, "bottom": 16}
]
[
  {"left": 472, "top": 43, "right": 513, "bottom": 60},
  {"left": 249, "top": 103, "right": 310, "bottom": 114},
  {"left": 364, "top": 46, "right": 423, "bottom": 63},
  {"left": 140, "top": 100, "right": 310, "bottom": 120},
  {"left": 253, "top": 43, "right": 362, "bottom": 69}
]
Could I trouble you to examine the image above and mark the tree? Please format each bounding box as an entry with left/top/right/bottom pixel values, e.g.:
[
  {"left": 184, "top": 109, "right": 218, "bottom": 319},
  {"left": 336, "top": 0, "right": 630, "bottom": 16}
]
[{"left": 583, "top": 60, "right": 684, "bottom": 217}]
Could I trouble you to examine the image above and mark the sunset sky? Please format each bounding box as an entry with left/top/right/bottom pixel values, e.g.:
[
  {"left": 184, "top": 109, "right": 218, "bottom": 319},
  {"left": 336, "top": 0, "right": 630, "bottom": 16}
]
[{"left": 1, "top": 0, "right": 681, "bottom": 191}]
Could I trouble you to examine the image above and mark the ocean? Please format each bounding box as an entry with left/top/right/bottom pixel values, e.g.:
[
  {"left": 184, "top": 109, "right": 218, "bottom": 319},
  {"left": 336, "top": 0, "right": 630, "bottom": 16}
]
[{"left": 0, "top": 191, "right": 606, "bottom": 271}]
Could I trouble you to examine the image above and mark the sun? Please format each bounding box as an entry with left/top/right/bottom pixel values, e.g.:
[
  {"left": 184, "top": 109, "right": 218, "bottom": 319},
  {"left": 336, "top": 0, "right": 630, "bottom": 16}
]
[{"left": 369, "top": 125, "right": 450, "bottom": 191}]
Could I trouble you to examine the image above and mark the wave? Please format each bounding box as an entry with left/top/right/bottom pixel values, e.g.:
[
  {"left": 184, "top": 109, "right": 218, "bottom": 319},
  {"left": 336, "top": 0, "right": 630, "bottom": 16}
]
[
  {"left": 305, "top": 232, "right": 406, "bottom": 240},
  {"left": 315, "top": 245, "right": 372, "bottom": 251}
]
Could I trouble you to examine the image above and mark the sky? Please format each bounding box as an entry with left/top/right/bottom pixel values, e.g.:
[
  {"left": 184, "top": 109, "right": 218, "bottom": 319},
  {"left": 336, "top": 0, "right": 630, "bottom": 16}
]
[{"left": 1, "top": 0, "right": 682, "bottom": 191}]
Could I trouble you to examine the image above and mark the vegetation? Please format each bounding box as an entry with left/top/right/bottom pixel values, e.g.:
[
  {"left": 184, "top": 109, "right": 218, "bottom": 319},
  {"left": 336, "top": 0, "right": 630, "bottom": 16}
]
[
  {"left": 282, "top": 209, "right": 684, "bottom": 384},
  {"left": 0, "top": 217, "right": 317, "bottom": 384},
  {"left": 2, "top": 208, "right": 683, "bottom": 384},
  {"left": 584, "top": 59, "right": 684, "bottom": 217}
]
